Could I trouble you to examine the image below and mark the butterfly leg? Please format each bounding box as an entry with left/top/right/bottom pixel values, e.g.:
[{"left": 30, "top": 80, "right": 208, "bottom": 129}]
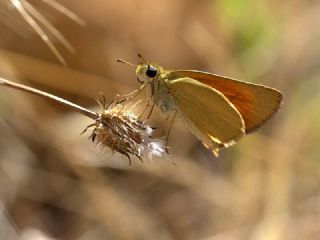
[
  {"left": 117, "top": 84, "right": 147, "bottom": 104},
  {"left": 143, "top": 79, "right": 159, "bottom": 121},
  {"left": 163, "top": 110, "right": 177, "bottom": 154},
  {"left": 139, "top": 96, "right": 157, "bottom": 122},
  {"left": 137, "top": 100, "right": 150, "bottom": 119},
  {"left": 146, "top": 100, "right": 157, "bottom": 120}
]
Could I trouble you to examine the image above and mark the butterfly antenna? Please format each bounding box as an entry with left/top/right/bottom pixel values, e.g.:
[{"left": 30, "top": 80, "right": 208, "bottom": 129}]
[
  {"left": 137, "top": 53, "right": 147, "bottom": 63},
  {"left": 117, "top": 58, "right": 137, "bottom": 67}
]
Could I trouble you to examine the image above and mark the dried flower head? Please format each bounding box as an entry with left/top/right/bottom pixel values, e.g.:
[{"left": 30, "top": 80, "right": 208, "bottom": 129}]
[{"left": 82, "top": 95, "right": 166, "bottom": 165}]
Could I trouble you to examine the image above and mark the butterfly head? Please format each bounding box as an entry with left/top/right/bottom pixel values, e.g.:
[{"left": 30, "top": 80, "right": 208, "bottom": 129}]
[
  {"left": 117, "top": 55, "right": 162, "bottom": 84},
  {"left": 136, "top": 63, "right": 161, "bottom": 83}
]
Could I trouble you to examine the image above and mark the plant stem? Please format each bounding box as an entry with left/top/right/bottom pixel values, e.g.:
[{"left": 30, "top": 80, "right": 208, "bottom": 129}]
[{"left": 0, "top": 76, "right": 99, "bottom": 120}]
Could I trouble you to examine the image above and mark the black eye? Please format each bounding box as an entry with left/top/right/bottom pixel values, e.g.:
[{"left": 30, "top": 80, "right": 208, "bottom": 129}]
[{"left": 146, "top": 65, "right": 157, "bottom": 78}]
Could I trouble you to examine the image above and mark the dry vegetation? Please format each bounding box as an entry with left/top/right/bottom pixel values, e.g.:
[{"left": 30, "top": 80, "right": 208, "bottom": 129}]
[{"left": 0, "top": 0, "right": 319, "bottom": 239}]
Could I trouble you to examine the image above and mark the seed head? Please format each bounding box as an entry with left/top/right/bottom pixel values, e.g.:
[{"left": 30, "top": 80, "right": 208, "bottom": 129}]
[{"left": 83, "top": 96, "right": 166, "bottom": 165}]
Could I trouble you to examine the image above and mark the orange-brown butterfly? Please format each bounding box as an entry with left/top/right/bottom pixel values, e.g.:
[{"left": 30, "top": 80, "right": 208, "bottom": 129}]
[{"left": 118, "top": 55, "right": 283, "bottom": 156}]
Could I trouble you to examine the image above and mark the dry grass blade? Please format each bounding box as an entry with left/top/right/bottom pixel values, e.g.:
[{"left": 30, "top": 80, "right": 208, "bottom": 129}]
[
  {"left": 8, "top": 0, "right": 84, "bottom": 64},
  {"left": 41, "top": 0, "right": 85, "bottom": 26},
  {"left": 21, "top": 0, "right": 76, "bottom": 53}
]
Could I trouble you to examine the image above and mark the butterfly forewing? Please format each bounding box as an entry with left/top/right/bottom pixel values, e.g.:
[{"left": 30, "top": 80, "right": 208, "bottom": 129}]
[
  {"left": 169, "top": 78, "right": 245, "bottom": 154},
  {"left": 169, "top": 71, "right": 283, "bottom": 133}
]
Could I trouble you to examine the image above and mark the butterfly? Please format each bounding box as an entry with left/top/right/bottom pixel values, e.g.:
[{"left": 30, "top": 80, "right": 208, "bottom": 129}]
[{"left": 118, "top": 55, "right": 283, "bottom": 156}]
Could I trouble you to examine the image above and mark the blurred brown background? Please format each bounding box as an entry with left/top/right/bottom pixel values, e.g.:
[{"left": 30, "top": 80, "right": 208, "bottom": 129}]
[{"left": 0, "top": 0, "right": 319, "bottom": 239}]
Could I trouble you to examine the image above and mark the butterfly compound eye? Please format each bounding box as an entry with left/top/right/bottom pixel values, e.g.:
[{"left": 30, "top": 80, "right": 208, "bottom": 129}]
[{"left": 146, "top": 65, "right": 157, "bottom": 78}]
